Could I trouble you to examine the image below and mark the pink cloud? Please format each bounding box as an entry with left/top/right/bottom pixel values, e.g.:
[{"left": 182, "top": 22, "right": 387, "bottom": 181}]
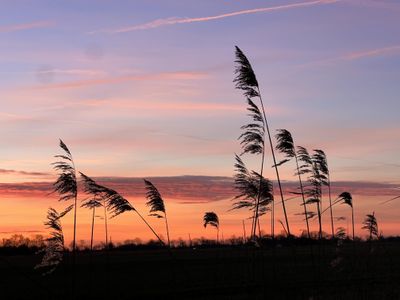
[
  {"left": 35, "top": 68, "right": 107, "bottom": 77},
  {"left": 344, "top": 45, "right": 400, "bottom": 60},
  {"left": 298, "top": 44, "right": 400, "bottom": 68},
  {"left": 80, "top": 99, "right": 243, "bottom": 112},
  {"left": 0, "top": 21, "right": 53, "bottom": 33},
  {"left": 28, "top": 71, "right": 208, "bottom": 90}
]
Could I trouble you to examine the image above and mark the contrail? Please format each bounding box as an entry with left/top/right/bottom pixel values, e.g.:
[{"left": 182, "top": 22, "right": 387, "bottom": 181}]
[{"left": 90, "top": 0, "right": 340, "bottom": 34}]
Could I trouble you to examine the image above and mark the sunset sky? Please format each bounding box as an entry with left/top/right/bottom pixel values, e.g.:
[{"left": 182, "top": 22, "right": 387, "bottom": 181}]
[{"left": 1, "top": 0, "right": 399, "bottom": 244}]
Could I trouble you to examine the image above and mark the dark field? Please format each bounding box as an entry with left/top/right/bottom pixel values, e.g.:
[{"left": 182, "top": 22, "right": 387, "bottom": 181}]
[{"left": 1, "top": 240, "right": 399, "bottom": 300}]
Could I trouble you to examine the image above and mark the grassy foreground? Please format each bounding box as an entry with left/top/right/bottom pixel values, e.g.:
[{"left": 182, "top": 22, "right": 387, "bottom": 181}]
[{"left": 1, "top": 240, "right": 399, "bottom": 299}]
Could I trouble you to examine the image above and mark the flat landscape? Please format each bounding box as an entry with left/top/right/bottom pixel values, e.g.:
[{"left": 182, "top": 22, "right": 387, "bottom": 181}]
[{"left": 1, "top": 240, "right": 399, "bottom": 299}]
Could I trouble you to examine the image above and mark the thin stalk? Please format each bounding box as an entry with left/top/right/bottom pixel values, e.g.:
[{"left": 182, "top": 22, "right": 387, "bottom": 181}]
[
  {"left": 351, "top": 206, "right": 355, "bottom": 240},
  {"left": 257, "top": 88, "right": 290, "bottom": 236},
  {"left": 252, "top": 140, "right": 266, "bottom": 239},
  {"left": 216, "top": 228, "right": 219, "bottom": 244},
  {"left": 316, "top": 201, "right": 322, "bottom": 239},
  {"left": 71, "top": 159, "right": 77, "bottom": 299},
  {"left": 90, "top": 206, "right": 96, "bottom": 251},
  {"left": 271, "top": 202, "right": 274, "bottom": 238},
  {"left": 71, "top": 161, "right": 78, "bottom": 254},
  {"left": 134, "top": 210, "right": 165, "bottom": 245},
  {"left": 103, "top": 203, "right": 110, "bottom": 299},
  {"left": 319, "top": 197, "right": 323, "bottom": 238},
  {"left": 71, "top": 159, "right": 77, "bottom": 254},
  {"left": 327, "top": 180, "right": 335, "bottom": 238},
  {"left": 104, "top": 204, "right": 108, "bottom": 248},
  {"left": 242, "top": 220, "right": 246, "bottom": 243},
  {"left": 295, "top": 155, "right": 311, "bottom": 238},
  {"left": 164, "top": 211, "right": 171, "bottom": 248}
]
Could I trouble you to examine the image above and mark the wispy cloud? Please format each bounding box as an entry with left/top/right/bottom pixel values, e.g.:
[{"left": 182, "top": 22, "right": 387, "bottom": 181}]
[
  {"left": 343, "top": 45, "right": 400, "bottom": 60},
  {"left": 0, "top": 169, "right": 49, "bottom": 176},
  {"left": 35, "top": 68, "right": 107, "bottom": 77},
  {"left": 0, "top": 21, "right": 53, "bottom": 33},
  {"left": 299, "top": 44, "right": 400, "bottom": 68},
  {"left": 0, "top": 112, "right": 34, "bottom": 122},
  {"left": 90, "top": 0, "right": 339, "bottom": 34},
  {"left": 0, "top": 177, "right": 398, "bottom": 200},
  {"left": 29, "top": 71, "right": 208, "bottom": 90},
  {"left": 40, "top": 98, "right": 243, "bottom": 112}
]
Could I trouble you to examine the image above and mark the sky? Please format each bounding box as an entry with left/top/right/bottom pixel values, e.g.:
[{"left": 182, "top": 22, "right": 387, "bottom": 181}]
[{"left": 0, "top": 0, "right": 399, "bottom": 243}]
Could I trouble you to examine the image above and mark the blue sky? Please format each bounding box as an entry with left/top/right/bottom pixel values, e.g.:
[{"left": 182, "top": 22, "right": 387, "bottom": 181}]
[{"left": 0, "top": 0, "right": 399, "bottom": 182}]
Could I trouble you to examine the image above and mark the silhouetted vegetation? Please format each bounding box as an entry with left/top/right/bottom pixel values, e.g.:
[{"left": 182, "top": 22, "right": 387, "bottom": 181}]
[
  {"left": 362, "top": 212, "right": 379, "bottom": 240},
  {"left": 234, "top": 46, "right": 289, "bottom": 238},
  {"left": 144, "top": 179, "right": 171, "bottom": 247},
  {"left": 275, "top": 129, "right": 311, "bottom": 238},
  {"left": 1, "top": 235, "right": 400, "bottom": 299},
  {"left": 203, "top": 212, "right": 220, "bottom": 242}
]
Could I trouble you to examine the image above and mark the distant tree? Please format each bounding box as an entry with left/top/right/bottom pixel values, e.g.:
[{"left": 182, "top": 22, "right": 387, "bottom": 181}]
[
  {"left": 362, "top": 212, "right": 378, "bottom": 240},
  {"left": 2, "top": 234, "right": 29, "bottom": 247},
  {"left": 203, "top": 212, "right": 220, "bottom": 243}
]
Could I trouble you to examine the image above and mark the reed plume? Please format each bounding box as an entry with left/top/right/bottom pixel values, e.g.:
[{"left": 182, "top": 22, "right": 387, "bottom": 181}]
[
  {"left": 234, "top": 46, "right": 290, "bottom": 237},
  {"left": 337, "top": 192, "right": 355, "bottom": 240},
  {"left": 297, "top": 146, "right": 323, "bottom": 239},
  {"left": 275, "top": 129, "right": 311, "bottom": 238},
  {"left": 362, "top": 212, "right": 378, "bottom": 240},
  {"left": 203, "top": 212, "right": 220, "bottom": 242},
  {"left": 52, "top": 140, "right": 78, "bottom": 254},
  {"left": 144, "top": 179, "right": 171, "bottom": 247},
  {"left": 313, "top": 149, "right": 334, "bottom": 238},
  {"left": 232, "top": 154, "right": 273, "bottom": 236},
  {"left": 79, "top": 172, "right": 164, "bottom": 245},
  {"left": 35, "top": 205, "right": 73, "bottom": 275}
]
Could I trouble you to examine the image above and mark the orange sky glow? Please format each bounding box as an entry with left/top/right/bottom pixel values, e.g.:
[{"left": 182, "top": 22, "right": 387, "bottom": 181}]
[{"left": 1, "top": 177, "right": 398, "bottom": 246}]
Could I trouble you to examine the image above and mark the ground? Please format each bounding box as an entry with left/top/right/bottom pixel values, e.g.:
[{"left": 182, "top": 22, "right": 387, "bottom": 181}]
[{"left": 1, "top": 240, "right": 399, "bottom": 299}]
